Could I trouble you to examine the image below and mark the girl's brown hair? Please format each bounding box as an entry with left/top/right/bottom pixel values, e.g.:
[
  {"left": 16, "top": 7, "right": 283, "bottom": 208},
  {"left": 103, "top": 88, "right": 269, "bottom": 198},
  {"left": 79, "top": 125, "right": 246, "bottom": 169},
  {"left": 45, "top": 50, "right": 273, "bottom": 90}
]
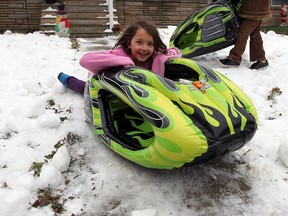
[{"left": 113, "top": 18, "right": 168, "bottom": 55}]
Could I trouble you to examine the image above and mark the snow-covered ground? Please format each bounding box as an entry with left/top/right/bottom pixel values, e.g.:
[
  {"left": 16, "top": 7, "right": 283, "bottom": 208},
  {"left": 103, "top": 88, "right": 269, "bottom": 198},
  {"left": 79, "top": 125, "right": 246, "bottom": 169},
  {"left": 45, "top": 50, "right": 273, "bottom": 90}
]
[{"left": 0, "top": 27, "right": 288, "bottom": 216}]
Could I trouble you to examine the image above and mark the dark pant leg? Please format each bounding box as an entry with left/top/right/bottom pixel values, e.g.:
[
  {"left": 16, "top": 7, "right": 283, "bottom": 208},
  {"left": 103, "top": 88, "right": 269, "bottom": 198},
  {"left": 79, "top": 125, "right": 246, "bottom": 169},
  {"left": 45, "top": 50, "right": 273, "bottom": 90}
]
[
  {"left": 249, "top": 20, "right": 266, "bottom": 62},
  {"left": 67, "top": 77, "right": 86, "bottom": 94},
  {"left": 228, "top": 19, "right": 259, "bottom": 63}
]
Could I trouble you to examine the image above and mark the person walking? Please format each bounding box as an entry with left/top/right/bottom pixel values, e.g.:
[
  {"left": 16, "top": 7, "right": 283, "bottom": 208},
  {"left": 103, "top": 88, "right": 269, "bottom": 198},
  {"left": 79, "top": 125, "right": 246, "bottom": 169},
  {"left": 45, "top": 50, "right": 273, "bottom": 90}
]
[{"left": 220, "top": 0, "right": 272, "bottom": 70}]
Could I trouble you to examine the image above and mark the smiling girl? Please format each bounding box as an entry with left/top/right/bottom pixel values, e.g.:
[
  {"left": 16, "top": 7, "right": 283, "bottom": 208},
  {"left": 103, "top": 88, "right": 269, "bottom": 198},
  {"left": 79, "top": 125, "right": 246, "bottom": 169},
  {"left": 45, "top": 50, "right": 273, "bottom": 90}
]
[{"left": 58, "top": 18, "right": 181, "bottom": 94}]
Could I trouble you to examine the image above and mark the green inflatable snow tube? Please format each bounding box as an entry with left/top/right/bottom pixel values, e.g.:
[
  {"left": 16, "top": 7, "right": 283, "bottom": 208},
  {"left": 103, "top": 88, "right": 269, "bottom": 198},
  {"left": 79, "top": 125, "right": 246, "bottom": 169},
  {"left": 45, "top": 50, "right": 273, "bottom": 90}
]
[
  {"left": 84, "top": 58, "right": 257, "bottom": 169},
  {"left": 170, "top": 0, "right": 240, "bottom": 58}
]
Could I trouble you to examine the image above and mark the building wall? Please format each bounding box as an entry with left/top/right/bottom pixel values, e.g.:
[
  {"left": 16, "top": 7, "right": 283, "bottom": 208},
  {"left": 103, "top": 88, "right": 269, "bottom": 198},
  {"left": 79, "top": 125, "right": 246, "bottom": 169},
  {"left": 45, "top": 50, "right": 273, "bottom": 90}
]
[
  {"left": 0, "top": 0, "right": 43, "bottom": 34},
  {"left": 263, "top": 6, "right": 282, "bottom": 26},
  {"left": 115, "top": 0, "right": 280, "bottom": 29},
  {"left": 0, "top": 0, "right": 282, "bottom": 34},
  {"left": 114, "top": 0, "right": 208, "bottom": 28}
]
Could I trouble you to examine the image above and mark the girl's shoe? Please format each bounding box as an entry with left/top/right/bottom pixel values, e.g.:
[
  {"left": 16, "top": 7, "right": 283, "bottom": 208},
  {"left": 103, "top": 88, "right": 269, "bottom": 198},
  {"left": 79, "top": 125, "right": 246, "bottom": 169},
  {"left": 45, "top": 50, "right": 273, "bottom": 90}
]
[{"left": 57, "top": 72, "right": 71, "bottom": 87}]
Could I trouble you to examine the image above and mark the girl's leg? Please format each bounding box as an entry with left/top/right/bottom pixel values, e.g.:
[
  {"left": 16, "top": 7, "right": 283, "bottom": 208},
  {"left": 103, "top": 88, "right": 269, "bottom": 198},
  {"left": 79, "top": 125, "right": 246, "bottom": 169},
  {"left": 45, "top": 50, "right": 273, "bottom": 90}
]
[
  {"left": 58, "top": 72, "right": 86, "bottom": 94},
  {"left": 67, "top": 77, "right": 86, "bottom": 94}
]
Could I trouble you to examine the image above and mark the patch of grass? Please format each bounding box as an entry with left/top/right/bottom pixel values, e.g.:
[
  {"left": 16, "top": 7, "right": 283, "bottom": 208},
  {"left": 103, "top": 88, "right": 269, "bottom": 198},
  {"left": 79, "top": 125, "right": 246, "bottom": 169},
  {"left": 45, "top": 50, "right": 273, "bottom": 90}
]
[
  {"left": 70, "top": 37, "right": 80, "bottom": 49},
  {"left": 29, "top": 138, "right": 67, "bottom": 176},
  {"left": 261, "top": 25, "right": 288, "bottom": 35},
  {"left": 1, "top": 132, "right": 12, "bottom": 140},
  {"left": 45, "top": 138, "right": 65, "bottom": 159},
  {"left": 32, "top": 189, "right": 65, "bottom": 214},
  {"left": 29, "top": 162, "right": 44, "bottom": 177},
  {"left": 267, "top": 87, "right": 282, "bottom": 101}
]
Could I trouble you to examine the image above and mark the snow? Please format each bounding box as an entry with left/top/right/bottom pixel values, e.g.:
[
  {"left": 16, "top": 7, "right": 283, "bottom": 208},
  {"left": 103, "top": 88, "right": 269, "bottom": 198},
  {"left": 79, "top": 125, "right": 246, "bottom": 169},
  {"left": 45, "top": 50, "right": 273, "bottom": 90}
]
[
  {"left": 44, "top": 7, "right": 57, "bottom": 12},
  {"left": 0, "top": 27, "right": 288, "bottom": 216}
]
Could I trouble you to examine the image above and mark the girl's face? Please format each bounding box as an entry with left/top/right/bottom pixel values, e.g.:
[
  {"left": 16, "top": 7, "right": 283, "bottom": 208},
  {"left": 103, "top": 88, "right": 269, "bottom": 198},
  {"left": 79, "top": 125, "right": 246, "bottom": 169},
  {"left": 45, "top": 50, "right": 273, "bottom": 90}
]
[{"left": 128, "top": 28, "right": 155, "bottom": 67}]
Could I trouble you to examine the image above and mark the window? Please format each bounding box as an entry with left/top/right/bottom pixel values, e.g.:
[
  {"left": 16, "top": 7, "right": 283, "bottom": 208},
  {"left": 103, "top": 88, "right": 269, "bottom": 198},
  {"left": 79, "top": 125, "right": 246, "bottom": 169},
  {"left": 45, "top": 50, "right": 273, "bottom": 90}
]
[{"left": 272, "top": 0, "right": 288, "bottom": 5}]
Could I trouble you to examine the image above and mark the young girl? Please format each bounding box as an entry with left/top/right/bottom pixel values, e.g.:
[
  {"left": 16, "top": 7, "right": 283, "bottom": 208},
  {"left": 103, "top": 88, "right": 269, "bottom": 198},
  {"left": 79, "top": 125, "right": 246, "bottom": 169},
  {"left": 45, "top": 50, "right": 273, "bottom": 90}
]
[{"left": 58, "top": 18, "right": 181, "bottom": 94}]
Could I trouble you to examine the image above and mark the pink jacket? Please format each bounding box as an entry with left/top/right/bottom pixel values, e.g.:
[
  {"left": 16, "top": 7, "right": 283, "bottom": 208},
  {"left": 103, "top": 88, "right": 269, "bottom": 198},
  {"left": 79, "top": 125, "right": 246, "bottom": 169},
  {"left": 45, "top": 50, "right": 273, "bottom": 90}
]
[{"left": 79, "top": 47, "right": 182, "bottom": 77}]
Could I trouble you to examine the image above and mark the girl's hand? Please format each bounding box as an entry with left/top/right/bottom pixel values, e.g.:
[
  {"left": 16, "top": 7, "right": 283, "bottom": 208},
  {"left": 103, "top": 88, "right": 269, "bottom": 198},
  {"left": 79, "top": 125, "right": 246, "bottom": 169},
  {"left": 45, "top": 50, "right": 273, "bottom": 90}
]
[{"left": 166, "top": 47, "right": 182, "bottom": 57}]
